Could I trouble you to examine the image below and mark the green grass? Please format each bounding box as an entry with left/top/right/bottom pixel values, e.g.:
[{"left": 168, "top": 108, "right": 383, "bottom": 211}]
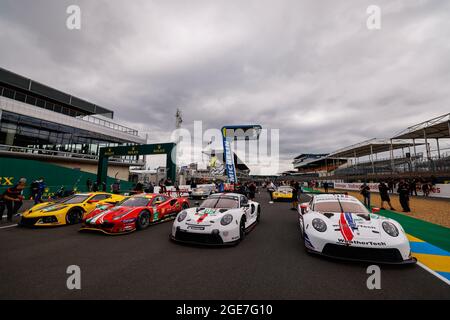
[{"left": 378, "top": 209, "right": 450, "bottom": 252}]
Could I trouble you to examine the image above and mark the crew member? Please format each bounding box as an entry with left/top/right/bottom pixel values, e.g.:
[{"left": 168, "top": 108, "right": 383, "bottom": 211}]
[
  {"left": 3, "top": 178, "right": 26, "bottom": 223},
  {"left": 398, "top": 180, "right": 411, "bottom": 212},
  {"left": 360, "top": 183, "right": 371, "bottom": 208},
  {"left": 378, "top": 181, "right": 394, "bottom": 210}
]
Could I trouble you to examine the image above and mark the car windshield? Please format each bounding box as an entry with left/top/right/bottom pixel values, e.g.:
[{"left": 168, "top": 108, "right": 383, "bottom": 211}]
[
  {"left": 200, "top": 196, "right": 239, "bottom": 209},
  {"left": 62, "top": 195, "right": 90, "bottom": 204},
  {"left": 314, "top": 201, "right": 369, "bottom": 214},
  {"left": 277, "top": 187, "right": 292, "bottom": 192},
  {"left": 120, "top": 197, "right": 150, "bottom": 207}
]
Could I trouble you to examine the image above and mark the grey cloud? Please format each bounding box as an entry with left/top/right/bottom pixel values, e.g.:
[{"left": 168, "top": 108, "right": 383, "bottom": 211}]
[{"left": 1, "top": 0, "right": 449, "bottom": 173}]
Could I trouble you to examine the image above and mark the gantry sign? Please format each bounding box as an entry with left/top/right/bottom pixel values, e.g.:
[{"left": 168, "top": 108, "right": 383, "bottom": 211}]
[{"left": 97, "top": 143, "right": 176, "bottom": 186}]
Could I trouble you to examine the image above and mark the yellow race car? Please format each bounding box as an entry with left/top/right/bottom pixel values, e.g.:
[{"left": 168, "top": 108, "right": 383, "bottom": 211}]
[
  {"left": 20, "top": 192, "right": 126, "bottom": 227},
  {"left": 272, "top": 186, "right": 294, "bottom": 201}
]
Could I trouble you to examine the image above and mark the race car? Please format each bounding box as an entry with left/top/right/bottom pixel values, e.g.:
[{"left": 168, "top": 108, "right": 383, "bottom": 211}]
[
  {"left": 272, "top": 186, "right": 293, "bottom": 201},
  {"left": 19, "top": 192, "right": 126, "bottom": 227},
  {"left": 298, "top": 194, "right": 416, "bottom": 264},
  {"left": 189, "top": 185, "right": 215, "bottom": 199},
  {"left": 81, "top": 193, "right": 190, "bottom": 234},
  {"left": 171, "top": 193, "right": 260, "bottom": 245}
]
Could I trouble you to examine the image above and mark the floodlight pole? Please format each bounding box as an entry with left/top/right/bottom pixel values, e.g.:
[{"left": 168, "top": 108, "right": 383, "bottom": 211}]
[
  {"left": 423, "top": 129, "right": 431, "bottom": 160},
  {"left": 370, "top": 144, "right": 375, "bottom": 175},
  {"left": 390, "top": 139, "right": 394, "bottom": 173},
  {"left": 436, "top": 138, "right": 441, "bottom": 159}
]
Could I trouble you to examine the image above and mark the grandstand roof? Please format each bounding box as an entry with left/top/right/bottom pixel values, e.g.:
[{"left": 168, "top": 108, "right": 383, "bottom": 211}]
[
  {"left": 0, "top": 67, "right": 114, "bottom": 118},
  {"left": 327, "top": 138, "right": 420, "bottom": 158},
  {"left": 392, "top": 113, "right": 450, "bottom": 140}
]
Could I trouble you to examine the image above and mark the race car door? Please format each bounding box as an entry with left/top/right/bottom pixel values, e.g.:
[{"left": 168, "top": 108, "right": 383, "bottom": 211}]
[{"left": 240, "top": 195, "right": 256, "bottom": 226}]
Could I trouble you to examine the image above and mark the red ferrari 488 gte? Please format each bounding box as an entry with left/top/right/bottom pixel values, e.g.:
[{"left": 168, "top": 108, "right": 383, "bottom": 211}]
[{"left": 81, "top": 193, "right": 189, "bottom": 234}]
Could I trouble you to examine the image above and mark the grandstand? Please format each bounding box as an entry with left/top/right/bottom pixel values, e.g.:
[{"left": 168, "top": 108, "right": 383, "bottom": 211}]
[
  {"left": 0, "top": 67, "right": 147, "bottom": 194},
  {"left": 292, "top": 113, "right": 450, "bottom": 182}
]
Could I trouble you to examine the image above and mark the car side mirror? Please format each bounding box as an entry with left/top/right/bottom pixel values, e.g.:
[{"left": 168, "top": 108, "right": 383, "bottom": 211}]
[
  {"left": 372, "top": 207, "right": 381, "bottom": 213},
  {"left": 88, "top": 199, "right": 100, "bottom": 204}
]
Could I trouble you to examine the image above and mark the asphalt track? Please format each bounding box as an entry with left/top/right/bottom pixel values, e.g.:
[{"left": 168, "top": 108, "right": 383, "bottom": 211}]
[{"left": 0, "top": 193, "right": 449, "bottom": 300}]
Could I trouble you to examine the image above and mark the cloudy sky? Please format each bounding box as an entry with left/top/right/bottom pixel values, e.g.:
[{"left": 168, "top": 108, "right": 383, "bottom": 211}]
[{"left": 1, "top": 0, "right": 449, "bottom": 174}]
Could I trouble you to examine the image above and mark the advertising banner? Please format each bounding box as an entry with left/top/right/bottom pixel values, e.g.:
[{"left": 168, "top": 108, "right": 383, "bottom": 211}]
[
  {"left": 222, "top": 137, "right": 237, "bottom": 183},
  {"left": 334, "top": 182, "right": 450, "bottom": 199}
]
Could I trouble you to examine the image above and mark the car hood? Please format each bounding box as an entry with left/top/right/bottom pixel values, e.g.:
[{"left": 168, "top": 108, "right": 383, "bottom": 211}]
[
  {"left": 84, "top": 206, "right": 143, "bottom": 224},
  {"left": 24, "top": 202, "right": 70, "bottom": 217},
  {"left": 320, "top": 212, "right": 391, "bottom": 240},
  {"left": 184, "top": 207, "right": 232, "bottom": 224}
]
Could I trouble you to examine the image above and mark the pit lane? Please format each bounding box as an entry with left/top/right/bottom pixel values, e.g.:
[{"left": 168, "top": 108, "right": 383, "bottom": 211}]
[{"left": 0, "top": 193, "right": 448, "bottom": 299}]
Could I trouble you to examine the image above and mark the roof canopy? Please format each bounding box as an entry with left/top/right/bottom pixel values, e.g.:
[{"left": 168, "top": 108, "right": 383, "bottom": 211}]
[
  {"left": 392, "top": 113, "right": 450, "bottom": 140},
  {"left": 327, "top": 138, "right": 421, "bottom": 158}
]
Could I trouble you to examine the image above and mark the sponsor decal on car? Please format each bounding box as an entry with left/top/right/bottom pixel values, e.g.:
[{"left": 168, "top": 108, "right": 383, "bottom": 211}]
[{"left": 337, "top": 239, "right": 387, "bottom": 246}]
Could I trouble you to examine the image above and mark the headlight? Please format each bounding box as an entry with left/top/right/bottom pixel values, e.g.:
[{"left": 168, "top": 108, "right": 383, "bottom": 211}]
[
  {"left": 382, "top": 221, "right": 399, "bottom": 237},
  {"left": 177, "top": 211, "right": 187, "bottom": 222},
  {"left": 312, "top": 218, "right": 327, "bottom": 232},
  {"left": 220, "top": 214, "right": 233, "bottom": 226}
]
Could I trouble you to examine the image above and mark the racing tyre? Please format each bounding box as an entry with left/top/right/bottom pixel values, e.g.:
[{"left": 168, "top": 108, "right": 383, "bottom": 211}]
[
  {"left": 136, "top": 210, "right": 150, "bottom": 230},
  {"left": 66, "top": 208, "right": 82, "bottom": 225},
  {"left": 239, "top": 217, "right": 246, "bottom": 241}
]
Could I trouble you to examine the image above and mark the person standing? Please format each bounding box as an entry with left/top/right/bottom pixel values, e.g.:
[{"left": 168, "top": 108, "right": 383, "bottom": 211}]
[
  {"left": 378, "top": 181, "right": 394, "bottom": 210},
  {"left": 323, "top": 181, "right": 329, "bottom": 193},
  {"left": 174, "top": 182, "right": 180, "bottom": 197},
  {"left": 248, "top": 182, "right": 256, "bottom": 200},
  {"left": 30, "top": 179, "right": 39, "bottom": 201},
  {"left": 34, "top": 177, "right": 46, "bottom": 204},
  {"left": 398, "top": 180, "right": 411, "bottom": 212},
  {"left": 422, "top": 182, "right": 430, "bottom": 197},
  {"left": 0, "top": 191, "right": 5, "bottom": 222},
  {"left": 112, "top": 180, "right": 121, "bottom": 194},
  {"left": 2, "top": 178, "right": 26, "bottom": 223},
  {"left": 291, "top": 182, "right": 299, "bottom": 210},
  {"left": 86, "top": 178, "right": 93, "bottom": 192},
  {"left": 268, "top": 181, "right": 276, "bottom": 203},
  {"left": 409, "top": 179, "right": 417, "bottom": 196},
  {"left": 360, "top": 183, "right": 371, "bottom": 208},
  {"left": 387, "top": 179, "right": 394, "bottom": 194}
]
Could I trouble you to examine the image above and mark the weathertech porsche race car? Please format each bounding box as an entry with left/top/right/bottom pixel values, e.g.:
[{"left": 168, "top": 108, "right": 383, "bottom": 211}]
[
  {"left": 20, "top": 192, "right": 126, "bottom": 227},
  {"left": 272, "top": 186, "right": 293, "bottom": 201},
  {"left": 171, "top": 193, "right": 260, "bottom": 245},
  {"left": 81, "top": 193, "right": 190, "bottom": 234},
  {"left": 298, "top": 194, "right": 416, "bottom": 264}
]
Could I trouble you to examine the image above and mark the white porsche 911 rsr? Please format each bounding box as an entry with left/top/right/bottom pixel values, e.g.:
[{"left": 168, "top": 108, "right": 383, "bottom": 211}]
[
  {"left": 171, "top": 193, "right": 260, "bottom": 245},
  {"left": 298, "top": 194, "right": 416, "bottom": 264}
]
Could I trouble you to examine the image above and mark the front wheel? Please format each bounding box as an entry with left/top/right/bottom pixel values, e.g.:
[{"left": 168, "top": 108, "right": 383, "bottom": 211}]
[
  {"left": 239, "top": 217, "right": 246, "bottom": 241},
  {"left": 66, "top": 208, "right": 82, "bottom": 225},
  {"left": 136, "top": 210, "right": 150, "bottom": 230}
]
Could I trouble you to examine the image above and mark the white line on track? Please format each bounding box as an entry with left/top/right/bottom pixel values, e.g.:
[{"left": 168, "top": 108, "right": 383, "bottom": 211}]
[
  {"left": 0, "top": 224, "right": 18, "bottom": 229},
  {"left": 417, "top": 261, "right": 450, "bottom": 286}
]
